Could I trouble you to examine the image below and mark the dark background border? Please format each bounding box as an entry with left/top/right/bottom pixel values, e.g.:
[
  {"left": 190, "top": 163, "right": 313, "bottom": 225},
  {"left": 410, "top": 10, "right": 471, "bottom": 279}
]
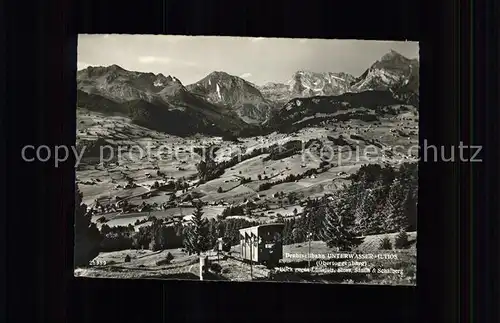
[{"left": 4, "top": 0, "right": 493, "bottom": 321}]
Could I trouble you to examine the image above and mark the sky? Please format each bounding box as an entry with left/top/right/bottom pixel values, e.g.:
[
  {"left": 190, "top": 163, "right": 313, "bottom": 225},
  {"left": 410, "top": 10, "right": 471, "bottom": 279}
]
[{"left": 77, "top": 35, "right": 419, "bottom": 86}]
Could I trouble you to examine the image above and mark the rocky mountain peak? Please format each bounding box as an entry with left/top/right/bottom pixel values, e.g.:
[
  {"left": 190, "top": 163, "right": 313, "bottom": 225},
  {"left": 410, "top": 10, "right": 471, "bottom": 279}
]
[
  {"left": 205, "top": 71, "right": 235, "bottom": 83},
  {"left": 190, "top": 71, "right": 259, "bottom": 94},
  {"left": 78, "top": 64, "right": 134, "bottom": 82},
  {"left": 209, "top": 71, "right": 230, "bottom": 77},
  {"left": 156, "top": 74, "right": 182, "bottom": 86},
  {"left": 108, "top": 64, "right": 126, "bottom": 71},
  {"left": 76, "top": 65, "right": 189, "bottom": 104},
  {"left": 374, "top": 50, "right": 414, "bottom": 69},
  {"left": 349, "top": 50, "right": 418, "bottom": 93},
  {"left": 380, "top": 49, "right": 404, "bottom": 61},
  {"left": 287, "top": 70, "right": 355, "bottom": 97},
  {"left": 185, "top": 71, "right": 274, "bottom": 124}
]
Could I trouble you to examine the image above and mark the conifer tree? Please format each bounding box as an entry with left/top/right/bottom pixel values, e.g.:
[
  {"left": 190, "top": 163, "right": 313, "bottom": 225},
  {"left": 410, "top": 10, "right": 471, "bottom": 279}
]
[
  {"left": 286, "top": 218, "right": 296, "bottom": 243},
  {"left": 403, "top": 190, "right": 418, "bottom": 231},
  {"left": 208, "top": 218, "right": 218, "bottom": 248},
  {"left": 383, "top": 178, "right": 407, "bottom": 232},
  {"left": 195, "top": 145, "right": 220, "bottom": 182},
  {"left": 293, "top": 215, "right": 307, "bottom": 243},
  {"left": 216, "top": 219, "right": 225, "bottom": 240},
  {"left": 320, "top": 192, "right": 361, "bottom": 251},
  {"left": 368, "top": 201, "right": 386, "bottom": 235},
  {"left": 356, "top": 189, "right": 379, "bottom": 235},
  {"left": 379, "top": 236, "right": 393, "bottom": 250},
  {"left": 149, "top": 225, "right": 169, "bottom": 251},
  {"left": 282, "top": 220, "right": 291, "bottom": 244},
  {"left": 303, "top": 198, "right": 325, "bottom": 240},
  {"left": 394, "top": 230, "right": 410, "bottom": 249},
  {"left": 380, "top": 164, "right": 397, "bottom": 186},
  {"left": 399, "top": 162, "right": 418, "bottom": 232},
  {"left": 224, "top": 219, "right": 238, "bottom": 245},
  {"left": 346, "top": 181, "right": 363, "bottom": 219},
  {"left": 183, "top": 202, "right": 211, "bottom": 255},
  {"left": 398, "top": 162, "right": 418, "bottom": 190},
  {"left": 291, "top": 227, "right": 304, "bottom": 244},
  {"left": 74, "top": 185, "right": 102, "bottom": 267}
]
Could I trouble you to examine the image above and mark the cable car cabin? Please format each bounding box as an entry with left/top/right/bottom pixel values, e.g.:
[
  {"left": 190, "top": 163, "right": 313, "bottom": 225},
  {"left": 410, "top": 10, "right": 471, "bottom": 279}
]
[{"left": 239, "top": 223, "right": 284, "bottom": 267}]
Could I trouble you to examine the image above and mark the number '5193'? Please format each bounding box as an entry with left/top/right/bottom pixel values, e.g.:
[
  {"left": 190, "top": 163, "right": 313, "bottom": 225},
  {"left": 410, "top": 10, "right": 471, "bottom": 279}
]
[{"left": 89, "top": 260, "right": 107, "bottom": 266}]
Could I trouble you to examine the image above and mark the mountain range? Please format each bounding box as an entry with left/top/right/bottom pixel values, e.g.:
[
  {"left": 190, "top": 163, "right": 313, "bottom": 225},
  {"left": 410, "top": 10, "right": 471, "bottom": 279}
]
[{"left": 77, "top": 49, "right": 419, "bottom": 137}]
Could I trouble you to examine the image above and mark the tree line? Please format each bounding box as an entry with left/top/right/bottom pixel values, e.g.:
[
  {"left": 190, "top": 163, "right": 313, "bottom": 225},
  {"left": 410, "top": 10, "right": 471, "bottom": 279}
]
[{"left": 91, "top": 203, "right": 261, "bottom": 254}]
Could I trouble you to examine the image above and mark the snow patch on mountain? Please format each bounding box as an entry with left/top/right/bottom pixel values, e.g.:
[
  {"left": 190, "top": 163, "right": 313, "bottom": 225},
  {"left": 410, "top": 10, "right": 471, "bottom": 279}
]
[
  {"left": 216, "top": 83, "right": 222, "bottom": 100},
  {"left": 286, "top": 71, "right": 356, "bottom": 98},
  {"left": 330, "top": 74, "right": 347, "bottom": 82}
]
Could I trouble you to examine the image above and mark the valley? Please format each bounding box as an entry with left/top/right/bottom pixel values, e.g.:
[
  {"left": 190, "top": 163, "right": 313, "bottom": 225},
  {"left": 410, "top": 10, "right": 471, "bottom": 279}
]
[{"left": 77, "top": 106, "right": 418, "bottom": 228}]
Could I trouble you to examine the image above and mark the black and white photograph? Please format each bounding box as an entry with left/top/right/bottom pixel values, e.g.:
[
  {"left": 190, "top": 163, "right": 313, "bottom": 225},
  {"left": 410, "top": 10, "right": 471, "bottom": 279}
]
[{"left": 74, "top": 35, "right": 418, "bottom": 285}]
